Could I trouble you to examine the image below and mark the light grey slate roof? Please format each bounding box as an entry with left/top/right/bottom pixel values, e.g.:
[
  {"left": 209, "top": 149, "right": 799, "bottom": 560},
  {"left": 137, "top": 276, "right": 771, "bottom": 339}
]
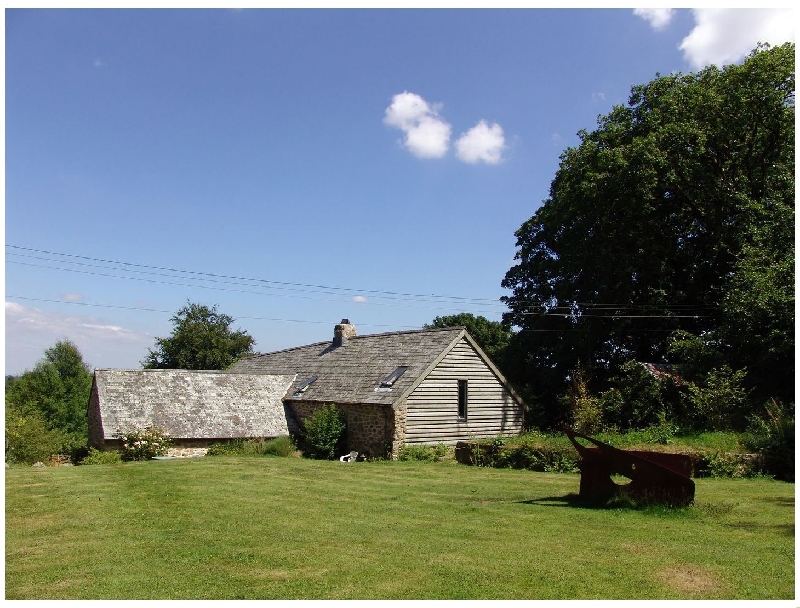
[
  {"left": 228, "top": 326, "right": 469, "bottom": 407},
  {"left": 92, "top": 369, "right": 296, "bottom": 439}
]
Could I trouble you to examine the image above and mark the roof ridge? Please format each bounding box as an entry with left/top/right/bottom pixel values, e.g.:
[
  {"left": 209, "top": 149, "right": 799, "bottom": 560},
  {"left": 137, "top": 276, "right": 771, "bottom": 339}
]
[
  {"left": 350, "top": 325, "right": 465, "bottom": 339},
  {"left": 95, "top": 368, "right": 237, "bottom": 373},
  {"left": 244, "top": 325, "right": 466, "bottom": 359},
  {"left": 241, "top": 339, "right": 333, "bottom": 359}
]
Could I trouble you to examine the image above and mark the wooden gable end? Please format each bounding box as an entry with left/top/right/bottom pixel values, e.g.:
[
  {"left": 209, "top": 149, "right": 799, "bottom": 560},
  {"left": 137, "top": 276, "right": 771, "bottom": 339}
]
[{"left": 403, "top": 337, "right": 524, "bottom": 444}]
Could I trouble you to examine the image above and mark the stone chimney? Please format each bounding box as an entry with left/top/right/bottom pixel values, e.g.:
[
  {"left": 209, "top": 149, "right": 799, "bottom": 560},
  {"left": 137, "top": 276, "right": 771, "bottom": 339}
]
[{"left": 332, "top": 319, "right": 357, "bottom": 348}]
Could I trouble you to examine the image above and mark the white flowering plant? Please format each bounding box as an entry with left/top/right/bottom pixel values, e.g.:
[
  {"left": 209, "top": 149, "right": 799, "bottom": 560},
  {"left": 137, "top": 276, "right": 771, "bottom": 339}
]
[{"left": 115, "top": 426, "right": 172, "bottom": 461}]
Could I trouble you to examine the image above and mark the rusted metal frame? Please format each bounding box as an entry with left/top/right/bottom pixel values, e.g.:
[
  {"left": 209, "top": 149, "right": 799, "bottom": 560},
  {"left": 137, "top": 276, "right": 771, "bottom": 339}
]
[{"left": 564, "top": 428, "right": 695, "bottom": 507}]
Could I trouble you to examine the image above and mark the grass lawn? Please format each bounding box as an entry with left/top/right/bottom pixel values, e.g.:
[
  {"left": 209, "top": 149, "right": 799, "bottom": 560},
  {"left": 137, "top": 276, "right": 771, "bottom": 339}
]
[{"left": 5, "top": 456, "right": 794, "bottom": 600}]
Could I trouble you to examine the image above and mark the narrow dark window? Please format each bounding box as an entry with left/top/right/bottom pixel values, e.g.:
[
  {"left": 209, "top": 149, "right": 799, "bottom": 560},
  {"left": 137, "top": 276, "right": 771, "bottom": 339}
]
[{"left": 457, "top": 380, "right": 468, "bottom": 421}]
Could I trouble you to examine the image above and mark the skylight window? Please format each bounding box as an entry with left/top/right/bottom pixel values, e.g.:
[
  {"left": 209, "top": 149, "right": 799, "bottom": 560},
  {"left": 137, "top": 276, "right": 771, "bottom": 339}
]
[
  {"left": 380, "top": 366, "right": 408, "bottom": 388},
  {"left": 292, "top": 376, "right": 318, "bottom": 397}
]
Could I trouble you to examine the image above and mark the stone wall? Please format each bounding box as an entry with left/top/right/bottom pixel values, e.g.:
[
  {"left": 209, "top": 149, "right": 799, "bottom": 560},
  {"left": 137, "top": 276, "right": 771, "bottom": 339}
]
[
  {"left": 288, "top": 400, "right": 399, "bottom": 458},
  {"left": 87, "top": 381, "right": 104, "bottom": 449},
  {"left": 98, "top": 437, "right": 266, "bottom": 452},
  {"left": 390, "top": 401, "right": 407, "bottom": 458}
]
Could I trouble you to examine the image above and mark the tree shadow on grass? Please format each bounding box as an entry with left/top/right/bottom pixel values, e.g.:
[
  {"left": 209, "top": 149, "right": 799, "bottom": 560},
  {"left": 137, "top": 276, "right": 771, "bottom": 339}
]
[
  {"left": 723, "top": 521, "right": 794, "bottom": 537},
  {"left": 762, "top": 496, "right": 794, "bottom": 508},
  {"left": 518, "top": 493, "right": 599, "bottom": 510},
  {"left": 519, "top": 493, "right": 693, "bottom": 512}
]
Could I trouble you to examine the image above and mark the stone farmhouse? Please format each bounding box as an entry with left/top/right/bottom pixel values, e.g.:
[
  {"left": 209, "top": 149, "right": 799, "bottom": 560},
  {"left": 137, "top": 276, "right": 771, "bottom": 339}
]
[{"left": 88, "top": 320, "right": 525, "bottom": 458}]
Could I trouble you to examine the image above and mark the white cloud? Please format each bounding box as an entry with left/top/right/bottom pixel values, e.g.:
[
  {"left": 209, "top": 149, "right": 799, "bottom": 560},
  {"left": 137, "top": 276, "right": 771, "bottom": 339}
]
[
  {"left": 455, "top": 120, "right": 506, "bottom": 165},
  {"left": 384, "top": 91, "right": 451, "bottom": 159},
  {"left": 81, "top": 323, "right": 129, "bottom": 333},
  {"left": 352, "top": 295, "right": 367, "bottom": 304},
  {"left": 5, "top": 301, "right": 153, "bottom": 374},
  {"left": 61, "top": 293, "right": 83, "bottom": 302},
  {"left": 634, "top": 8, "right": 675, "bottom": 31},
  {"left": 679, "top": 9, "right": 795, "bottom": 69}
]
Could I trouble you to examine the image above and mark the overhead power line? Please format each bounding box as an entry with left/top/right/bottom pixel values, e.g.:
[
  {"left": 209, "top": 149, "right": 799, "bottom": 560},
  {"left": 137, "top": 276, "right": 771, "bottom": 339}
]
[
  {"left": 5, "top": 244, "right": 714, "bottom": 320},
  {"left": 7, "top": 296, "right": 684, "bottom": 334},
  {"left": 6, "top": 245, "right": 505, "bottom": 307},
  {"left": 5, "top": 296, "right": 421, "bottom": 329},
  {"left": 520, "top": 312, "right": 708, "bottom": 318},
  {"left": 5, "top": 259, "right": 506, "bottom": 316}
]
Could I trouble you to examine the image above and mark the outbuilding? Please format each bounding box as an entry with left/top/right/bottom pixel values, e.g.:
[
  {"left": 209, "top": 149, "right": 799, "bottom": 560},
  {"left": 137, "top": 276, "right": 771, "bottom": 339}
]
[
  {"left": 87, "top": 369, "right": 296, "bottom": 451},
  {"left": 229, "top": 320, "right": 525, "bottom": 457},
  {"left": 88, "top": 320, "right": 526, "bottom": 458}
]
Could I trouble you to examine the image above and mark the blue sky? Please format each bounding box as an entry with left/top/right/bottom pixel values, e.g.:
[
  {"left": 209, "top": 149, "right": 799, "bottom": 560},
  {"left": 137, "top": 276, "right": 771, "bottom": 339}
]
[{"left": 3, "top": 7, "right": 795, "bottom": 375}]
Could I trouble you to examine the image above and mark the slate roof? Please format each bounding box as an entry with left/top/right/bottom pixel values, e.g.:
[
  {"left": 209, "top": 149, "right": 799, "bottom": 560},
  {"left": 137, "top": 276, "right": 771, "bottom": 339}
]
[
  {"left": 91, "top": 369, "right": 296, "bottom": 439},
  {"left": 228, "top": 326, "right": 473, "bottom": 407}
]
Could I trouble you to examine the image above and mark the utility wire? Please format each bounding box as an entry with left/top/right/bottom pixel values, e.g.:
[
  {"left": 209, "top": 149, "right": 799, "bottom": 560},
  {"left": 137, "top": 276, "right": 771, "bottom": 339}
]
[
  {"left": 520, "top": 312, "right": 708, "bottom": 318},
  {"left": 6, "top": 296, "right": 421, "bottom": 329},
  {"left": 7, "top": 296, "right": 681, "bottom": 334},
  {"left": 6, "top": 259, "right": 506, "bottom": 316},
  {"left": 6, "top": 244, "right": 504, "bottom": 306},
  {"left": 9, "top": 249, "right": 499, "bottom": 305},
  {"left": 5, "top": 244, "right": 714, "bottom": 319}
]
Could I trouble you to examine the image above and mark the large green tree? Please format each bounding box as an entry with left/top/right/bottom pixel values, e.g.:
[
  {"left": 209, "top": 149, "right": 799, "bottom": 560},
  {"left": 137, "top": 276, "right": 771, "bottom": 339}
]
[
  {"left": 142, "top": 301, "right": 255, "bottom": 370},
  {"left": 424, "top": 313, "right": 513, "bottom": 366},
  {"left": 5, "top": 339, "right": 93, "bottom": 461},
  {"left": 501, "top": 44, "right": 794, "bottom": 428}
]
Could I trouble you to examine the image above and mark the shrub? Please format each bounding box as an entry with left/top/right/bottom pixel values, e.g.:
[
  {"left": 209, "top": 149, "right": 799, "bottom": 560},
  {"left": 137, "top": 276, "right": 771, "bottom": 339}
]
[
  {"left": 4, "top": 340, "right": 92, "bottom": 453},
  {"left": 491, "top": 444, "right": 579, "bottom": 473},
  {"left": 694, "top": 451, "right": 759, "bottom": 478},
  {"left": 300, "top": 404, "right": 347, "bottom": 460},
  {"left": 5, "top": 407, "right": 66, "bottom": 465},
  {"left": 641, "top": 413, "right": 679, "bottom": 445},
  {"left": 684, "top": 366, "right": 749, "bottom": 431},
  {"left": 263, "top": 436, "right": 298, "bottom": 457},
  {"left": 398, "top": 443, "right": 448, "bottom": 462},
  {"left": 598, "top": 361, "right": 683, "bottom": 430},
  {"left": 206, "top": 439, "right": 243, "bottom": 456},
  {"left": 80, "top": 447, "right": 122, "bottom": 465},
  {"left": 68, "top": 445, "right": 91, "bottom": 465},
  {"left": 208, "top": 436, "right": 298, "bottom": 457},
  {"left": 743, "top": 401, "right": 794, "bottom": 481},
  {"left": 465, "top": 436, "right": 579, "bottom": 473},
  {"left": 565, "top": 362, "right": 603, "bottom": 434},
  {"left": 115, "top": 426, "right": 172, "bottom": 461}
]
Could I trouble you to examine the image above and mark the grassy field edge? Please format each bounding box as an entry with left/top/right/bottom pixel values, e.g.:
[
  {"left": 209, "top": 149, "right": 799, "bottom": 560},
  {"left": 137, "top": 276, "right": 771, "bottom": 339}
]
[{"left": 5, "top": 457, "right": 794, "bottom": 600}]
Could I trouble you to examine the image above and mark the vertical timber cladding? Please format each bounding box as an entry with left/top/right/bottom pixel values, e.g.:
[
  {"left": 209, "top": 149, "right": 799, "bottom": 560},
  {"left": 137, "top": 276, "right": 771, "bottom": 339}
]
[{"left": 404, "top": 337, "right": 524, "bottom": 444}]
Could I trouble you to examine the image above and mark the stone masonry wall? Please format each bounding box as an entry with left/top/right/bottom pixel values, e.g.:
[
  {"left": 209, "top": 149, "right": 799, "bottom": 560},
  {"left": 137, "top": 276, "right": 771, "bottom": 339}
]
[
  {"left": 289, "top": 401, "right": 397, "bottom": 458},
  {"left": 87, "top": 382, "right": 104, "bottom": 449},
  {"left": 390, "top": 401, "right": 407, "bottom": 458}
]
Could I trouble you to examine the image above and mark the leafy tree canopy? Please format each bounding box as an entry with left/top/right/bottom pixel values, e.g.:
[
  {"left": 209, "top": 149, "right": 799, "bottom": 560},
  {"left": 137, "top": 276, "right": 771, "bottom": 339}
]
[
  {"left": 424, "top": 313, "right": 513, "bottom": 365},
  {"left": 501, "top": 44, "right": 794, "bottom": 426},
  {"left": 5, "top": 338, "right": 93, "bottom": 457},
  {"left": 142, "top": 301, "right": 255, "bottom": 370}
]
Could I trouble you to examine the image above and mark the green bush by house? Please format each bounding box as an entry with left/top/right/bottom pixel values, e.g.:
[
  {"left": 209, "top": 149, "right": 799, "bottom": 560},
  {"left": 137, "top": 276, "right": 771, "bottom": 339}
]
[{"left": 300, "top": 404, "right": 346, "bottom": 460}]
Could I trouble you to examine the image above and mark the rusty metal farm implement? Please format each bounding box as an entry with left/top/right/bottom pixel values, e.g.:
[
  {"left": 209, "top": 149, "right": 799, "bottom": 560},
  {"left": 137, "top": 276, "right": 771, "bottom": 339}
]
[{"left": 564, "top": 428, "right": 695, "bottom": 506}]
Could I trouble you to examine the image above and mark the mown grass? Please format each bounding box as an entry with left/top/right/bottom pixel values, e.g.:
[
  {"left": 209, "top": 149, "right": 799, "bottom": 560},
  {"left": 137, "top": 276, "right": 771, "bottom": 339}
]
[{"left": 5, "top": 457, "right": 794, "bottom": 600}]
